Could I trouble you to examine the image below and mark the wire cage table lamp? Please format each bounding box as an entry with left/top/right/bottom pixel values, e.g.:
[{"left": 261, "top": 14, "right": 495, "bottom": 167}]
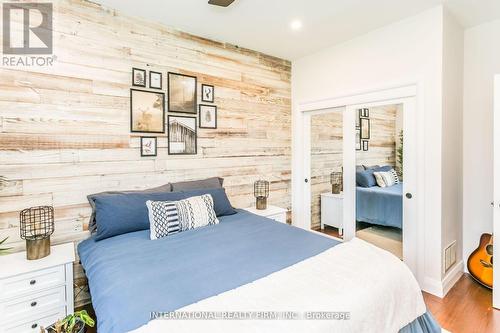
[
  {"left": 254, "top": 180, "right": 270, "bottom": 210},
  {"left": 20, "top": 206, "right": 54, "bottom": 260}
]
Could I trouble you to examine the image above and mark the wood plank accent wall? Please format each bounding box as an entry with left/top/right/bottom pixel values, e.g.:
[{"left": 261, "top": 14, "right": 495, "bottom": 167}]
[
  {"left": 0, "top": 0, "right": 291, "bottom": 307},
  {"left": 310, "top": 106, "right": 397, "bottom": 230}
]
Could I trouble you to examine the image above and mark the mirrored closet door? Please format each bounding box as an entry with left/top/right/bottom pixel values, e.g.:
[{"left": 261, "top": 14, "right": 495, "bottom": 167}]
[
  {"left": 309, "top": 108, "right": 345, "bottom": 239},
  {"left": 354, "top": 104, "right": 404, "bottom": 258}
]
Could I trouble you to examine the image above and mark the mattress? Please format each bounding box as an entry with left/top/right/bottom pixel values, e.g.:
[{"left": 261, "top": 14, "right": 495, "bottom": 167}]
[
  {"left": 356, "top": 183, "right": 403, "bottom": 228},
  {"left": 78, "top": 209, "right": 438, "bottom": 333}
]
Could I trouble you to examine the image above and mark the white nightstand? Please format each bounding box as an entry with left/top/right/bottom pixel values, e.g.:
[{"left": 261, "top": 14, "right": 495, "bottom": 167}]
[
  {"left": 244, "top": 205, "right": 288, "bottom": 223},
  {"left": 0, "top": 243, "right": 75, "bottom": 333},
  {"left": 321, "top": 192, "right": 343, "bottom": 235}
]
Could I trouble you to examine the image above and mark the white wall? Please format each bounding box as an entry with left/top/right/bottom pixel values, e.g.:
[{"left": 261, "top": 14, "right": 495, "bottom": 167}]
[
  {"left": 292, "top": 6, "right": 449, "bottom": 295},
  {"left": 441, "top": 8, "right": 464, "bottom": 284},
  {"left": 462, "top": 19, "right": 500, "bottom": 264}
]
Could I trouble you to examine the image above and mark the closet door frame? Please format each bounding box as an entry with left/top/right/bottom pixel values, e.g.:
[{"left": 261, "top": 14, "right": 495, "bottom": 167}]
[{"left": 294, "top": 84, "right": 420, "bottom": 280}]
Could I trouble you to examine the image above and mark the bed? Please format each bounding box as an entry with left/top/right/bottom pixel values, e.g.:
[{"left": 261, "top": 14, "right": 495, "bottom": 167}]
[
  {"left": 78, "top": 209, "right": 439, "bottom": 333},
  {"left": 356, "top": 182, "right": 403, "bottom": 228}
]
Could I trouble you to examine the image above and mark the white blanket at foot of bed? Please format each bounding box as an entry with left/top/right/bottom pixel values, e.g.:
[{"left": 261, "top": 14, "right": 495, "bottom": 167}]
[{"left": 132, "top": 238, "right": 426, "bottom": 333}]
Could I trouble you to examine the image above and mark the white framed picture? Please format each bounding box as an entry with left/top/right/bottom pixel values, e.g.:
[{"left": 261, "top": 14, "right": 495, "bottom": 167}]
[
  {"left": 149, "top": 71, "right": 162, "bottom": 90},
  {"left": 140, "top": 137, "right": 157, "bottom": 156}
]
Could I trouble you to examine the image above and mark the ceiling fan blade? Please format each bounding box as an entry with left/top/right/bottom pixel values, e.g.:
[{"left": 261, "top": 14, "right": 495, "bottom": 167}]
[{"left": 208, "top": 0, "right": 236, "bottom": 7}]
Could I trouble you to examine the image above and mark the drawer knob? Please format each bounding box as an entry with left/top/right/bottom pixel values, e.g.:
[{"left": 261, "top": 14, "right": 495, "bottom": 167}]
[
  {"left": 29, "top": 279, "right": 36, "bottom": 285},
  {"left": 30, "top": 301, "right": 37, "bottom": 307},
  {"left": 31, "top": 323, "right": 38, "bottom": 329}
]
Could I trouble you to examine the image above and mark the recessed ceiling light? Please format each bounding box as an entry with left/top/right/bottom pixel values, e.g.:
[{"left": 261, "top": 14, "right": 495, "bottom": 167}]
[{"left": 290, "top": 19, "right": 302, "bottom": 31}]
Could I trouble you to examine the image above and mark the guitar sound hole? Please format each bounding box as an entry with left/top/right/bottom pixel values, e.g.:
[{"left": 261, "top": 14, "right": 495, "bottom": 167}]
[{"left": 486, "top": 244, "right": 493, "bottom": 256}]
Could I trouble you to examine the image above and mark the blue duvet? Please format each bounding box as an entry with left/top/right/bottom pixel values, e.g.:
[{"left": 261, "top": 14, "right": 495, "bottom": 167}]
[
  {"left": 357, "top": 183, "right": 403, "bottom": 228},
  {"left": 78, "top": 210, "right": 439, "bottom": 333}
]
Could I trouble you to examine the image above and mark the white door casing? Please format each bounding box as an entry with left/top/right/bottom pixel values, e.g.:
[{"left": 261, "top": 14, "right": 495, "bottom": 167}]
[
  {"left": 493, "top": 75, "right": 500, "bottom": 309},
  {"left": 294, "top": 84, "right": 420, "bottom": 280}
]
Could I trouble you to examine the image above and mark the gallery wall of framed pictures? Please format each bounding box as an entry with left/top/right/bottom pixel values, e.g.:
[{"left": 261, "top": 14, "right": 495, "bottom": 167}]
[
  {"left": 130, "top": 67, "right": 219, "bottom": 157},
  {"left": 356, "top": 108, "right": 370, "bottom": 151}
]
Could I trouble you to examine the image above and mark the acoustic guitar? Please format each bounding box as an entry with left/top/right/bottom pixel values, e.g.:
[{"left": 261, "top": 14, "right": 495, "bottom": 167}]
[{"left": 467, "top": 233, "right": 493, "bottom": 289}]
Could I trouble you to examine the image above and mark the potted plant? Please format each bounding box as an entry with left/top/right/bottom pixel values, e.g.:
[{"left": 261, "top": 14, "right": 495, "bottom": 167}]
[
  {"left": 0, "top": 236, "right": 12, "bottom": 255},
  {"left": 42, "top": 310, "right": 95, "bottom": 333}
]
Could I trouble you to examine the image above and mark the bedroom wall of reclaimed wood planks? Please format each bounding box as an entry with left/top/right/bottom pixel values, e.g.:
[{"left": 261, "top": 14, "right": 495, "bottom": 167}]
[{"left": 0, "top": 0, "right": 291, "bottom": 306}]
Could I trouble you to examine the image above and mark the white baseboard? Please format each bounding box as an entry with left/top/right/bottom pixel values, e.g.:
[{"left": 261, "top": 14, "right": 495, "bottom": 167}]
[
  {"left": 442, "top": 260, "right": 464, "bottom": 296},
  {"left": 421, "top": 261, "right": 464, "bottom": 298}
]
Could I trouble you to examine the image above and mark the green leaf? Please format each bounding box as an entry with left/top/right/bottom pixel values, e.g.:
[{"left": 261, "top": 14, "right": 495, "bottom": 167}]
[{"left": 0, "top": 237, "right": 12, "bottom": 255}]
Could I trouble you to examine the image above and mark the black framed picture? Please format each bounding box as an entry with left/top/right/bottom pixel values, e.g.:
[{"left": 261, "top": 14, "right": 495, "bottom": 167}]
[
  {"left": 361, "top": 108, "right": 369, "bottom": 117},
  {"left": 140, "top": 137, "right": 157, "bottom": 157},
  {"left": 132, "top": 68, "right": 146, "bottom": 87},
  {"left": 168, "top": 72, "right": 197, "bottom": 114},
  {"left": 356, "top": 128, "right": 362, "bottom": 150},
  {"left": 362, "top": 140, "right": 369, "bottom": 151},
  {"left": 201, "top": 84, "right": 214, "bottom": 103},
  {"left": 130, "top": 89, "right": 165, "bottom": 133},
  {"left": 168, "top": 115, "right": 197, "bottom": 155},
  {"left": 360, "top": 118, "right": 370, "bottom": 139},
  {"left": 149, "top": 71, "right": 162, "bottom": 90},
  {"left": 199, "top": 104, "right": 217, "bottom": 129}
]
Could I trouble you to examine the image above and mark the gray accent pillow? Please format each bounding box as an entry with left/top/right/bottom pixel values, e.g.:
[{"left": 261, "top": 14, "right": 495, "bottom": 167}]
[
  {"left": 363, "top": 165, "right": 380, "bottom": 170},
  {"left": 356, "top": 165, "right": 365, "bottom": 172},
  {"left": 171, "top": 177, "right": 224, "bottom": 192},
  {"left": 87, "top": 183, "right": 172, "bottom": 233}
]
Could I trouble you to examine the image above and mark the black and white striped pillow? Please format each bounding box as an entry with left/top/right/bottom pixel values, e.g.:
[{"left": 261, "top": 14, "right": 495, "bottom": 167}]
[
  {"left": 373, "top": 169, "right": 400, "bottom": 187},
  {"left": 146, "top": 194, "right": 219, "bottom": 240}
]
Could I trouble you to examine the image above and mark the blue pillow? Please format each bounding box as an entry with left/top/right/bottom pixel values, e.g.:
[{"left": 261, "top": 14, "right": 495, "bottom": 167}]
[
  {"left": 356, "top": 170, "right": 376, "bottom": 187},
  {"left": 94, "top": 191, "right": 187, "bottom": 241},
  {"left": 93, "top": 188, "right": 236, "bottom": 241},
  {"left": 178, "top": 188, "right": 237, "bottom": 217},
  {"left": 356, "top": 166, "right": 392, "bottom": 187}
]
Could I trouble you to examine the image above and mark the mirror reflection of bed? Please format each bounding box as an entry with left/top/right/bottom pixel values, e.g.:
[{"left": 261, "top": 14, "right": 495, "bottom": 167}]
[{"left": 355, "top": 104, "right": 403, "bottom": 259}]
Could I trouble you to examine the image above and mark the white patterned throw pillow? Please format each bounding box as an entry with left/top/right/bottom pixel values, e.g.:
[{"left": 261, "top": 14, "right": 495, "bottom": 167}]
[
  {"left": 146, "top": 194, "right": 219, "bottom": 240},
  {"left": 373, "top": 169, "right": 400, "bottom": 187}
]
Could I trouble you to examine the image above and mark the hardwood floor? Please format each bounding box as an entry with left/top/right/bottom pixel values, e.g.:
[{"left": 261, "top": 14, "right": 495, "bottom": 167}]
[
  {"left": 77, "top": 273, "right": 499, "bottom": 333},
  {"left": 423, "top": 273, "right": 500, "bottom": 333}
]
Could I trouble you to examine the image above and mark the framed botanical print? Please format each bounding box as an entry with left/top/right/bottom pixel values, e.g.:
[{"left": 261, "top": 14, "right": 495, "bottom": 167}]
[
  {"left": 168, "top": 72, "right": 197, "bottom": 114},
  {"left": 199, "top": 104, "right": 217, "bottom": 129},
  {"left": 130, "top": 89, "right": 165, "bottom": 133},
  {"left": 140, "top": 137, "right": 157, "bottom": 157},
  {"left": 168, "top": 115, "right": 197, "bottom": 155},
  {"left": 362, "top": 140, "right": 369, "bottom": 151},
  {"left": 201, "top": 84, "right": 214, "bottom": 103},
  {"left": 132, "top": 68, "right": 146, "bottom": 87},
  {"left": 360, "top": 118, "right": 370, "bottom": 139},
  {"left": 149, "top": 71, "right": 162, "bottom": 90}
]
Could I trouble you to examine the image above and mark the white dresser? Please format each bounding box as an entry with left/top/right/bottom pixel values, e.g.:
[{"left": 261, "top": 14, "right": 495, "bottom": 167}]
[
  {"left": 0, "top": 243, "right": 75, "bottom": 333},
  {"left": 244, "top": 205, "right": 287, "bottom": 223},
  {"left": 320, "top": 192, "right": 343, "bottom": 235}
]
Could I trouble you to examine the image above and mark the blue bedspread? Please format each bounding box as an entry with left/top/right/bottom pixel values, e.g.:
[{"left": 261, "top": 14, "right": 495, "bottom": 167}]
[
  {"left": 356, "top": 183, "right": 403, "bottom": 228},
  {"left": 78, "top": 209, "right": 439, "bottom": 333}
]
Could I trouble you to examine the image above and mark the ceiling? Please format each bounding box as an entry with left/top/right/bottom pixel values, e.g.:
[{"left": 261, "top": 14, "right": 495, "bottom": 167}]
[{"left": 94, "top": 0, "right": 500, "bottom": 60}]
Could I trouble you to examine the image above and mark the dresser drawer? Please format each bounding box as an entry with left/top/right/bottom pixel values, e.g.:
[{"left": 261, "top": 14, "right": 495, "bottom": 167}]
[
  {"left": 1, "top": 286, "right": 66, "bottom": 323},
  {"left": 3, "top": 306, "right": 66, "bottom": 333},
  {"left": 0, "top": 266, "right": 65, "bottom": 300}
]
